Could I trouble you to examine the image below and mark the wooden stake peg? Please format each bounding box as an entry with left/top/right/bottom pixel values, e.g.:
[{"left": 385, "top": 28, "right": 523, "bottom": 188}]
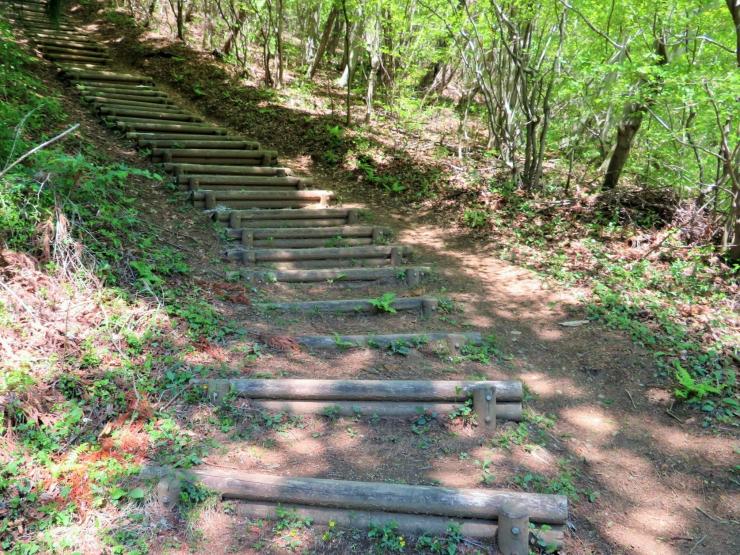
[
  {"left": 229, "top": 211, "right": 240, "bottom": 228},
  {"left": 241, "top": 230, "right": 254, "bottom": 247},
  {"left": 346, "top": 209, "right": 359, "bottom": 224},
  {"left": 497, "top": 502, "right": 530, "bottom": 555},
  {"left": 204, "top": 191, "right": 216, "bottom": 209},
  {"left": 472, "top": 384, "right": 497, "bottom": 432}
]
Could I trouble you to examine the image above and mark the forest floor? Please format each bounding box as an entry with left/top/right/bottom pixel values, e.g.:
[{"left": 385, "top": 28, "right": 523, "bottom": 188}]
[{"left": 1, "top": 4, "right": 738, "bottom": 555}]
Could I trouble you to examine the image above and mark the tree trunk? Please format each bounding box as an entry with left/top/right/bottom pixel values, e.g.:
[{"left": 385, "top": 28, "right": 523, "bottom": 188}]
[
  {"left": 307, "top": 7, "right": 339, "bottom": 79},
  {"left": 341, "top": 0, "right": 352, "bottom": 125},
  {"left": 726, "top": 0, "right": 740, "bottom": 67},
  {"left": 364, "top": 14, "right": 381, "bottom": 123},
  {"left": 275, "top": 0, "right": 285, "bottom": 87},
  {"left": 222, "top": 10, "right": 248, "bottom": 56},
  {"left": 602, "top": 104, "right": 644, "bottom": 191}
]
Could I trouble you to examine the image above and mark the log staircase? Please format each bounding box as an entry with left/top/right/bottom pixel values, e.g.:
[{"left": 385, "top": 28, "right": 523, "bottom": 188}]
[{"left": 7, "top": 2, "right": 569, "bottom": 551}]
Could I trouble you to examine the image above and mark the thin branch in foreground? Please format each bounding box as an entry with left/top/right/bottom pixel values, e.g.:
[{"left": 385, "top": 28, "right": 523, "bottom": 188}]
[{"left": 0, "top": 123, "right": 80, "bottom": 179}]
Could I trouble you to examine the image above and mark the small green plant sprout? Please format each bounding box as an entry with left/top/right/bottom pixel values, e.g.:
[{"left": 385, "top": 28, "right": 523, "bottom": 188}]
[
  {"left": 273, "top": 505, "right": 313, "bottom": 550},
  {"left": 333, "top": 333, "right": 357, "bottom": 350},
  {"left": 388, "top": 339, "right": 411, "bottom": 356},
  {"left": 448, "top": 399, "right": 475, "bottom": 425},
  {"left": 462, "top": 208, "right": 490, "bottom": 228},
  {"left": 368, "top": 521, "right": 406, "bottom": 552},
  {"left": 455, "top": 335, "right": 501, "bottom": 364},
  {"left": 370, "top": 292, "right": 398, "bottom": 313},
  {"left": 474, "top": 459, "right": 495, "bottom": 485},
  {"left": 531, "top": 523, "right": 559, "bottom": 554},
  {"left": 321, "top": 405, "right": 342, "bottom": 421}
]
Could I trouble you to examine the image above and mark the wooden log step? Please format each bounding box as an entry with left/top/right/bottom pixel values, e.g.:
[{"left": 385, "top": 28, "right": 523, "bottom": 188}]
[
  {"left": 178, "top": 175, "right": 309, "bottom": 190},
  {"left": 195, "top": 378, "right": 522, "bottom": 402},
  {"left": 30, "top": 32, "right": 98, "bottom": 43},
  {"left": 77, "top": 83, "right": 168, "bottom": 94},
  {"left": 107, "top": 116, "right": 206, "bottom": 127},
  {"left": 40, "top": 45, "right": 109, "bottom": 56},
  {"left": 239, "top": 400, "right": 522, "bottom": 421},
  {"left": 213, "top": 208, "right": 354, "bottom": 224},
  {"left": 46, "top": 53, "right": 109, "bottom": 64},
  {"left": 35, "top": 39, "right": 105, "bottom": 50},
  {"left": 242, "top": 265, "right": 430, "bottom": 284},
  {"left": 227, "top": 225, "right": 381, "bottom": 241},
  {"left": 192, "top": 189, "right": 333, "bottom": 209},
  {"left": 263, "top": 259, "right": 394, "bottom": 270},
  {"left": 114, "top": 122, "right": 228, "bottom": 134},
  {"left": 255, "top": 295, "right": 436, "bottom": 315},
  {"left": 228, "top": 245, "right": 408, "bottom": 264},
  {"left": 140, "top": 467, "right": 569, "bottom": 525},
  {"left": 61, "top": 68, "right": 152, "bottom": 84},
  {"left": 18, "top": 22, "right": 78, "bottom": 32},
  {"left": 152, "top": 148, "right": 277, "bottom": 160},
  {"left": 82, "top": 93, "right": 174, "bottom": 106},
  {"left": 295, "top": 331, "right": 481, "bottom": 350},
  {"left": 100, "top": 109, "right": 202, "bottom": 122},
  {"left": 84, "top": 98, "right": 181, "bottom": 111},
  {"left": 232, "top": 501, "right": 564, "bottom": 545},
  {"left": 234, "top": 237, "right": 373, "bottom": 249},
  {"left": 164, "top": 163, "right": 286, "bottom": 176},
  {"left": 143, "top": 140, "right": 260, "bottom": 150}
]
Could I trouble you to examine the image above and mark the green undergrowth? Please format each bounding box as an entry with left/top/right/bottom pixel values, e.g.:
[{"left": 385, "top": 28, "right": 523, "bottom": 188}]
[
  {"left": 0, "top": 20, "right": 232, "bottom": 553},
  {"left": 464, "top": 180, "right": 737, "bottom": 426}
]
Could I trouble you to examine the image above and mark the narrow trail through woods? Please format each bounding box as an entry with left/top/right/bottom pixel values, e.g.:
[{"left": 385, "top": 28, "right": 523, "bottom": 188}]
[{"left": 6, "top": 2, "right": 739, "bottom": 554}]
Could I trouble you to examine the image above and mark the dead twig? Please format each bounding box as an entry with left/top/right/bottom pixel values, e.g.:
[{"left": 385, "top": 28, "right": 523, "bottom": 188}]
[
  {"left": 625, "top": 389, "right": 637, "bottom": 409},
  {"left": 0, "top": 124, "right": 80, "bottom": 178},
  {"left": 696, "top": 506, "right": 738, "bottom": 525},
  {"left": 688, "top": 535, "right": 706, "bottom": 555}
]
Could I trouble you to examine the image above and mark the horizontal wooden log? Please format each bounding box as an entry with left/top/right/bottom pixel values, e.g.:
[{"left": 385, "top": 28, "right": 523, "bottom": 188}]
[
  {"left": 84, "top": 96, "right": 174, "bottom": 109},
  {"left": 227, "top": 225, "right": 377, "bottom": 240},
  {"left": 32, "top": 32, "right": 97, "bottom": 43},
  {"left": 194, "top": 199, "right": 327, "bottom": 209},
  {"left": 86, "top": 99, "right": 179, "bottom": 111},
  {"left": 141, "top": 140, "right": 260, "bottom": 150},
  {"left": 115, "top": 122, "right": 228, "bottom": 134},
  {"left": 44, "top": 51, "right": 110, "bottom": 62},
  {"left": 295, "top": 331, "right": 481, "bottom": 350},
  {"left": 101, "top": 109, "right": 201, "bottom": 122},
  {"left": 41, "top": 45, "right": 109, "bottom": 56},
  {"left": 264, "top": 259, "right": 392, "bottom": 270},
  {"left": 48, "top": 56, "right": 107, "bottom": 65},
  {"left": 232, "top": 501, "right": 564, "bottom": 546},
  {"left": 243, "top": 266, "right": 430, "bottom": 283},
  {"left": 215, "top": 208, "right": 351, "bottom": 223},
  {"left": 78, "top": 83, "right": 167, "bottom": 94},
  {"left": 140, "top": 467, "right": 568, "bottom": 524},
  {"left": 194, "top": 190, "right": 331, "bottom": 201},
  {"left": 36, "top": 39, "right": 105, "bottom": 50},
  {"left": 177, "top": 175, "right": 304, "bottom": 187},
  {"left": 230, "top": 218, "right": 348, "bottom": 228},
  {"left": 255, "top": 295, "right": 434, "bottom": 314},
  {"left": 136, "top": 135, "right": 255, "bottom": 144},
  {"left": 153, "top": 148, "right": 277, "bottom": 159},
  {"left": 61, "top": 68, "right": 152, "bottom": 83},
  {"left": 230, "top": 245, "right": 406, "bottom": 263},
  {"left": 240, "top": 400, "right": 521, "bottom": 420},
  {"left": 195, "top": 378, "right": 522, "bottom": 402},
  {"left": 240, "top": 237, "right": 372, "bottom": 248},
  {"left": 81, "top": 90, "right": 171, "bottom": 101}
]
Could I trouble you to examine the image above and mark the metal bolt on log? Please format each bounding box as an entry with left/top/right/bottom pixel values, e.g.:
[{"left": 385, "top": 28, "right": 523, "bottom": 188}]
[{"left": 472, "top": 384, "right": 497, "bottom": 432}]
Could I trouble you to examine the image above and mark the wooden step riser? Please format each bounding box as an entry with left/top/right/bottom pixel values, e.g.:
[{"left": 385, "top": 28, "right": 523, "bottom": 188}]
[
  {"left": 102, "top": 111, "right": 202, "bottom": 122},
  {"left": 233, "top": 238, "right": 374, "bottom": 249},
  {"left": 80, "top": 87, "right": 171, "bottom": 98},
  {"left": 181, "top": 184, "right": 301, "bottom": 192},
  {"left": 41, "top": 46, "right": 109, "bottom": 57},
  {"left": 144, "top": 141, "right": 260, "bottom": 150},
  {"left": 64, "top": 71, "right": 152, "bottom": 84},
  {"left": 78, "top": 83, "right": 168, "bottom": 93},
  {"left": 36, "top": 40, "right": 105, "bottom": 51},
  {"left": 256, "top": 297, "right": 437, "bottom": 315},
  {"left": 227, "top": 225, "right": 378, "bottom": 240},
  {"left": 227, "top": 218, "right": 349, "bottom": 228},
  {"left": 177, "top": 176, "right": 307, "bottom": 187},
  {"left": 165, "top": 163, "right": 286, "bottom": 175},
  {"left": 242, "top": 266, "right": 429, "bottom": 284},
  {"left": 47, "top": 55, "right": 108, "bottom": 64},
  {"left": 86, "top": 99, "right": 184, "bottom": 111},
  {"left": 194, "top": 200, "right": 328, "bottom": 209},
  {"left": 84, "top": 94, "right": 174, "bottom": 105},
  {"left": 228, "top": 245, "right": 408, "bottom": 264},
  {"left": 250, "top": 259, "right": 394, "bottom": 270},
  {"left": 213, "top": 208, "right": 356, "bottom": 224},
  {"left": 115, "top": 123, "right": 228, "bottom": 134},
  {"left": 153, "top": 157, "right": 273, "bottom": 166}
]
